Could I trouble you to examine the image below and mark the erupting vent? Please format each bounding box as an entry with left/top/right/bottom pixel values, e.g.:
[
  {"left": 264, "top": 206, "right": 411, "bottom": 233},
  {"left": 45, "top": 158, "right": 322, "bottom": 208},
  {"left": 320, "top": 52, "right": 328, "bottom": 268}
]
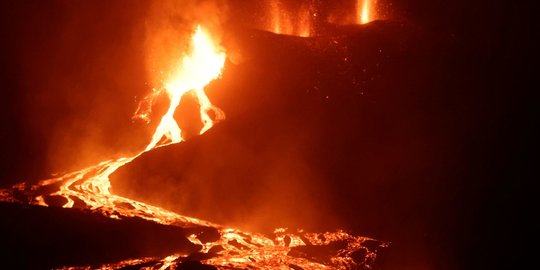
[
  {"left": 262, "top": 0, "right": 377, "bottom": 37},
  {"left": 357, "top": 0, "right": 372, "bottom": 24}
]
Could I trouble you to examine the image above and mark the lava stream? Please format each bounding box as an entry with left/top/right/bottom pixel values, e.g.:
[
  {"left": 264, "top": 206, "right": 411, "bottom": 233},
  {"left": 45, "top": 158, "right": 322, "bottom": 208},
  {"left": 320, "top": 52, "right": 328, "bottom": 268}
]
[{"left": 0, "top": 24, "right": 385, "bottom": 270}]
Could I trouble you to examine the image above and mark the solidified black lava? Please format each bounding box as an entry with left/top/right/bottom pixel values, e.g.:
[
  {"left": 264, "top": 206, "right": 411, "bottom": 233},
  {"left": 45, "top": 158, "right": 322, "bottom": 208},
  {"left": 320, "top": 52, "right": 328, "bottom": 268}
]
[{"left": 0, "top": 202, "right": 204, "bottom": 269}]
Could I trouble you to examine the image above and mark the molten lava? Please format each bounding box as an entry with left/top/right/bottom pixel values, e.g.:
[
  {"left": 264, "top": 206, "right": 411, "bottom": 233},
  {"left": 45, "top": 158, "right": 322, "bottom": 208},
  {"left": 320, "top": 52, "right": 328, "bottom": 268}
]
[
  {"left": 146, "top": 25, "right": 226, "bottom": 149},
  {"left": 1, "top": 24, "right": 385, "bottom": 269},
  {"left": 13, "top": 26, "right": 226, "bottom": 213}
]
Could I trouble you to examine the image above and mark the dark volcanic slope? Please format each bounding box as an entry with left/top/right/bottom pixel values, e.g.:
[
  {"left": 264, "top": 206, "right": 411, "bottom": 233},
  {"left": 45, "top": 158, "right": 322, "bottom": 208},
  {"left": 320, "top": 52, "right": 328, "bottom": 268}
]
[
  {"left": 111, "top": 21, "right": 431, "bottom": 232},
  {"left": 1, "top": 202, "right": 208, "bottom": 269},
  {"left": 111, "top": 21, "right": 467, "bottom": 269},
  {"left": 110, "top": 18, "right": 524, "bottom": 269}
]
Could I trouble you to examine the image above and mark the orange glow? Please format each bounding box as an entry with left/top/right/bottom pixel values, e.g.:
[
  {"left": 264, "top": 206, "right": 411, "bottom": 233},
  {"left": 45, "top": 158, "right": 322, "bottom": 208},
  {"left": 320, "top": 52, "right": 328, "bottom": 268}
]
[
  {"left": 268, "top": 0, "right": 313, "bottom": 37},
  {"left": 270, "top": 1, "right": 292, "bottom": 35},
  {"left": 357, "top": 0, "right": 373, "bottom": 24},
  {"left": 3, "top": 25, "right": 227, "bottom": 214},
  {"left": 0, "top": 21, "right": 384, "bottom": 270},
  {"left": 297, "top": 3, "right": 313, "bottom": 37},
  {"left": 147, "top": 25, "right": 226, "bottom": 149}
]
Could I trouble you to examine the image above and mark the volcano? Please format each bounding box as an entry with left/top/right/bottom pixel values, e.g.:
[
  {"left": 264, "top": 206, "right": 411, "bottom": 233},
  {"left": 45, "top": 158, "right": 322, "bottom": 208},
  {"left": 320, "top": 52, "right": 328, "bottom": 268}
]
[
  {"left": 110, "top": 21, "right": 426, "bottom": 232},
  {"left": 1, "top": 0, "right": 529, "bottom": 269},
  {"left": 2, "top": 21, "right": 400, "bottom": 269}
]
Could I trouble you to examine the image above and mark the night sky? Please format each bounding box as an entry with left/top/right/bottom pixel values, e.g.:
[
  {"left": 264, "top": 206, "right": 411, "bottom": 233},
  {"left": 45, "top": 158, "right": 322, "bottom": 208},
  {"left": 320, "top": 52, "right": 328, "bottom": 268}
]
[{"left": 0, "top": 1, "right": 532, "bottom": 269}]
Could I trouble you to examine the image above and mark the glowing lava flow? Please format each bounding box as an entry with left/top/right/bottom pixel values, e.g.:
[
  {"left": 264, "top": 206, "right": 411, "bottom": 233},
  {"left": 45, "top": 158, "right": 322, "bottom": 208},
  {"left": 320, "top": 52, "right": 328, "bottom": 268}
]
[
  {"left": 37, "top": 26, "right": 225, "bottom": 214},
  {"left": 146, "top": 25, "right": 226, "bottom": 150},
  {"left": 1, "top": 25, "right": 227, "bottom": 225},
  {"left": 0, "top": 25, "right": 386, "bottom": 269}
]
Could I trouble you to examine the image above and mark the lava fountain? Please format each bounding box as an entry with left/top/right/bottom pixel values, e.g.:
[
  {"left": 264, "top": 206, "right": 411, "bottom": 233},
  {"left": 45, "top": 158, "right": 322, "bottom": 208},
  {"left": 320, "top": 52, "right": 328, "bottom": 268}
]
[
  {"left": 145, "top": 25, "right": 226, "bottom": 150},
  {"left": 357, "top": 0, "right": 374, "bottom": 24},
  {"left": 268, "top": 0, "right": 314, "bottom": 37}
]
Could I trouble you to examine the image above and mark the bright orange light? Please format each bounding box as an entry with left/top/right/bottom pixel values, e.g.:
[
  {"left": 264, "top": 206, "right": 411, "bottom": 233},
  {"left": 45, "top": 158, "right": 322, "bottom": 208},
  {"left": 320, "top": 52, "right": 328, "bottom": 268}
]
[
  {"left": 270, "top": 1, "right": 292, "bottom": 35},
  {"left": 147, "top": 25, "right": 226, "bottom": 149},
  {"left": 11, "top": 25, "right": 227, "bottom": 212},
  {"left": 297, "top": 4, "right": 313, "bottom": 37},
  {"left": 268, "top": 0, "right": 312, "bottom": 37},
  {"left": 357, "top": 0, "right": 372, "bottom": 24}
]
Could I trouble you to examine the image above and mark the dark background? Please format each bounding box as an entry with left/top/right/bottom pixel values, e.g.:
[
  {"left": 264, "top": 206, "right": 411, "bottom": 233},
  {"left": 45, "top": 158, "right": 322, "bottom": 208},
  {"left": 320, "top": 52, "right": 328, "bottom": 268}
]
[{"left": 0, "top": 1, "right": 533, "bottom": 269}]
